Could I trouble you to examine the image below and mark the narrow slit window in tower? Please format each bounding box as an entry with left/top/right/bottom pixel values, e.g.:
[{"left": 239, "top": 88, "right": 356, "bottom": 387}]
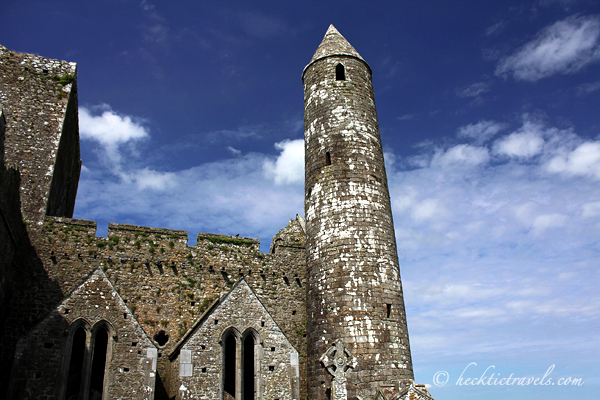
[
  {"left": 65, "top": 326, "right": 86, "bottom": 400},
  {"left": 335, "top": 63, "right": 345, "bottom": 81},
  {"left": 243, "top": 335, "right": 255, "bottom": 400},
  {"left": 224, "top": 334, "right": 236, "bottom": 398},
  {"left": 387, "top": 304, "right": 392, "bottom": 318},
  {"left": 89, "top": 327, "right": 109, "bottom": 399},
  {"left": 325, "top": 151, "right": 331, "bottom": 166}
]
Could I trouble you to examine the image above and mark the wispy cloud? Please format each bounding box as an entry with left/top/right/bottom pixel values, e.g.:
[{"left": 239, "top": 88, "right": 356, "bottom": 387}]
[
  {"left": 398, "top": 113, "right": 416, "bottom": 121},
  {"left": 577, "top": 79, "right": 600, "bottom": 94},
  {"left": 457, "top": 120, "right": 507, "bottom": 144},
  {"left": 139, "top": 0, "right": 170, "bottom": 47},
  {"left": 388, "top": 116, "right": 600, "bottom": 364},
  {"left": 485, "top": 21, "right": 505, "bottom": 36},
  {"left": 496, "top": 15, "right": 600, "bottom": 81},
  {"left": 455, "top": 82, "right": 491, "bottom": 98}
]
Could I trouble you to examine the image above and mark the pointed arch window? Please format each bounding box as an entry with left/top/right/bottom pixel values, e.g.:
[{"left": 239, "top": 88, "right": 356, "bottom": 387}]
[
  {"left": 65, "top": 326, "right": 87, "bottom": 400},
  {"left": 222, "top": 328, "right": 260, "bottom": 400},
  {"left": 63, "top": 320, "right": 113, "bottom": 400},
  {"left": 242, "top": 333, "right": 256, "bottom": 400},
  {"left": 335, "top": 63, "right": 345, "bottom": 81},
  {"left": 89, "top": 326, "right": 109, "bottom": 399},
  {"left": 223, "top": 332, "right": 237, "bottom": 398}
]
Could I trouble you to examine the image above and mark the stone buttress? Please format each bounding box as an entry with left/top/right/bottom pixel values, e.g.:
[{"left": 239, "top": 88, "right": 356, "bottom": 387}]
[{"left": 303, "top": 25, "right": 414, "bottom": 399}]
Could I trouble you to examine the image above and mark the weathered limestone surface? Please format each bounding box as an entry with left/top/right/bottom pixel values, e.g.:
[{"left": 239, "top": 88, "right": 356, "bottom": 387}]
[
  {"left": 173, "top": 279, "right": 300, "bottom": 400},
  {"left": 0, "top": 45, "right": 80, "bottom": 223},
  {"left": 9, "top": 269, "right": 157, "bottom": 400},
  {"left": 303, "top": 25, "right": 414, "bottom": 399},
  {"left": 0, "top": 110, "right": 26, "bottom": 367}
]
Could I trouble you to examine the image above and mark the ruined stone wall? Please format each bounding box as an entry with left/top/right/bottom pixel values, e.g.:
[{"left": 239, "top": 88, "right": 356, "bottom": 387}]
[
  {"left": 31, "top": 216, "right": 307, "bottom": 399},
  {"left": 0, "top": 110, "right": 26, "bottom": 378},
  {"left": 0, "top": 45, "right": 79, "bottom": 223},
  {"left": 174, "top": 280, "right": 300, "bottom": 400},
  {"left": 303, "top": 30, "right": 413, "bottom": 399},
  {"left": 8, "top": 270, "right": 157, "bottom": 400}
]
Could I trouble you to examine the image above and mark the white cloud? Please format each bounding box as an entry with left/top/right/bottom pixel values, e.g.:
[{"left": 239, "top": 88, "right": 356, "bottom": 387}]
[
  {"left": 457, "top": 120, "right": 507, "bottom": 144},
  {"left": 496, "top": 15, "right": 600, "bottom": 81},
  {"left": 431, "top": 144, "right": 490, "bottom": 167},
  {"left": 546, "top": 141, "right": 600, "bottom": 179},
  {"left": 130, "top": 168, "right": 178, "bottom": 191},
  {"left": 262, "top": 139, "right": 304, "bottom": 185},
  {"left": 79, "top": 106, "right": 149, "bottom": 146},
  {"left": 582, "top": 201, "right": 600, "bottom": 217},
  {"left": 532, "top": 213, "right": 568, "bottom": 234},
  {"left": 79, "top": 106, "right": 150, "bottom": 167},
  {"left": 411, "top": 198, "right": 449, "bottom": 223},
  {"left": 493, "top": 129, "right": 545, "bottom": 158},
  {"left": 226, "top": 146, "right": 242, "bottom": 156}
]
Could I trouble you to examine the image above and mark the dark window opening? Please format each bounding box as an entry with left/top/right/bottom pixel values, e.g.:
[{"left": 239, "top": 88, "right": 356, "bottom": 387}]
[
  {"left": 270, "top": 347, "right": 275, "bottom": 352},
  {"left": 124, "top": 367, "right": 129, "bottom": 372},
  {"left": 283, "top": 277, "right": 290, "bottom": 286},
  {"left": 325, "top": 151, "right": 331, "bottom": 166},
  {"left": 296, "top": 278, "right": 302, "bottom": 287},
  {"left": 386, "top": 304, "right": 392, "bottom": 318},
  {"left": 153, "top": 330, "right": 169, "bottom": 347},
  {"left": 131, "top": 342, "right": 137, "bottom": 347},
  {"left": 292, "top": 310, "right": 297, "bottom": 315},
  {"left": 335, "top": 64, "right": 345, "bottom": 81},
  {"left": 224, "top": 334, "right": 236, "bottom": 398},
  {"left": 89, "top": 327, "right": 109, "bottom": 400},
  {"left": 268, "top": 365, "right": 275, "bottom": 371},
  {"left": 202, "top": 367, "right": 207, "bottom": 373},
  {"left": 65, "top": 327, "right": 86, "bottom": 400},
  {"left": 261, "top": 321, "right": 265, "bottom": 327},
  {"left": 243, "top": 335, "right": 255, "bottom": 400}
]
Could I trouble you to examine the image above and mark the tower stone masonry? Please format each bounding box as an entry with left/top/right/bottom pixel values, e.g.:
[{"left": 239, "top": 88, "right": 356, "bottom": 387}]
[{"left": 303, "top": 25, "right": 414, "bottom": 399}]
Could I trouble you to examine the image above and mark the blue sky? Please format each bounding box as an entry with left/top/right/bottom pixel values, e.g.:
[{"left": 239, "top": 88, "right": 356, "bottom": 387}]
[{"left": 2, "top": 1, "right": 600, "bottom": 399}]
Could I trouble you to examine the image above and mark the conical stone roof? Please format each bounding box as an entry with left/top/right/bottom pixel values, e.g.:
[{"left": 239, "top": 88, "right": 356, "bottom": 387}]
[{"left": 306, "top": 24, "right": 366, "bottom": 67}]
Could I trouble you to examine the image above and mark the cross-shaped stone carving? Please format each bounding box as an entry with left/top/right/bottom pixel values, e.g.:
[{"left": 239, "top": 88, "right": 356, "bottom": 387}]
[{"left": 320, "top": 340, "right": 357, "bottom": 400}]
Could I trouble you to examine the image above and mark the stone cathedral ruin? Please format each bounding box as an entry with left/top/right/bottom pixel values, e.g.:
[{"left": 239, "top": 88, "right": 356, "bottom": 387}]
[{"left": 0, "top": 26, "right": 433, "bottom": 400}]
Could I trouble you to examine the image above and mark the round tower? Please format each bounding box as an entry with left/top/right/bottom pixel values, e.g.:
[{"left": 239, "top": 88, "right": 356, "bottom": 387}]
[{"left": 303, "top": 25, "right": 414, "bottom": 399}]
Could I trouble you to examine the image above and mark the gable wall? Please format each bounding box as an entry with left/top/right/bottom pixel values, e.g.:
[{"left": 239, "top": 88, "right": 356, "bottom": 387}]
[
  {"left": 8, "top": 270, "right": 157, "bottom": 400},
  {"left": 175, "top": 281, "right": 300, "bottom": 400}
]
